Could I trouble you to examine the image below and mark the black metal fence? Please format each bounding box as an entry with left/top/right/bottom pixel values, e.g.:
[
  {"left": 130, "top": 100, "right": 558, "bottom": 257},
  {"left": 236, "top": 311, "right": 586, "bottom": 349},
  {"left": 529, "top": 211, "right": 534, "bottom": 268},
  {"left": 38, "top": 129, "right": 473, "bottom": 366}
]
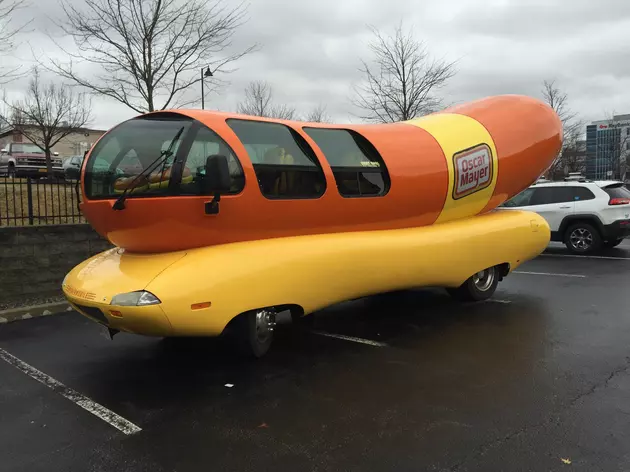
[{"left": 0, "top": 176, "right": 85, "bottom": 226}]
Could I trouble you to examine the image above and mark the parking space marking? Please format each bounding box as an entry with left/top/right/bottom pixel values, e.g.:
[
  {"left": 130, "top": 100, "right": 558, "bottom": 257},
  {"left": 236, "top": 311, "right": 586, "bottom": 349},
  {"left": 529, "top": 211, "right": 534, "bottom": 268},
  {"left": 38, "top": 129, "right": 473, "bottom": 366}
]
[
  {"left": 0, "top": 348, "right": 142, "bottom": 435},
  {"left": 514, "top": 271, "right": 587, "bottom": 278},
  {"left": 311, "top": 331, "right": 388, "bottom": 347},
  {"left": 541, "top": 253, "right": 630, "bottom": 261},
  {"left": 486, "top": 299, "right": 512, "bottom": 304}
]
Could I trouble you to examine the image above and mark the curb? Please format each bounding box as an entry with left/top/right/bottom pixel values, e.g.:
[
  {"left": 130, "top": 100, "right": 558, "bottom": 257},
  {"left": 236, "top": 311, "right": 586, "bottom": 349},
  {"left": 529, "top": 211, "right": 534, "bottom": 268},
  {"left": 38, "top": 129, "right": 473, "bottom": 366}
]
[{"left": 0, "top": 301, "right": 72, "bottom": 324}]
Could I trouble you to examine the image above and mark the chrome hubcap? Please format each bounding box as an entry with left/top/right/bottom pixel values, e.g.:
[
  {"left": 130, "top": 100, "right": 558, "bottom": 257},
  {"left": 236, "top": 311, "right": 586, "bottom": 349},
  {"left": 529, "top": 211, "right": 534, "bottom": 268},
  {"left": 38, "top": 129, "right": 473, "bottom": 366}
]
[
  {"left": 255, "top": 309, "right": 276, "bottom": 343},
  {"left": 472, "top": 268, "right": 494, "bottom": 291},
  {"left": 570, "top": 228, "right": 593, "bottom": 250}
]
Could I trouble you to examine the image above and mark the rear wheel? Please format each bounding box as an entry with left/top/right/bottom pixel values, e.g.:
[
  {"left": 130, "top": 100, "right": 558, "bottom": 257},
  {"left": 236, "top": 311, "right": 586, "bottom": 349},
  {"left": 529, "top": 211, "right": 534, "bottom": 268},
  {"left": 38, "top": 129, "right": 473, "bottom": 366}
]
[
  {"left": 447, "top": 266, "right": 499, "bottom": 302},
  {"left": 230, "top": 309, "right": 276, "bottom": 358},
  {"left": 564, "top": 222, "right": 601, "bottom": 254},
  {"left": 603, "top": 238, "right": 624, "bottom": 249}
]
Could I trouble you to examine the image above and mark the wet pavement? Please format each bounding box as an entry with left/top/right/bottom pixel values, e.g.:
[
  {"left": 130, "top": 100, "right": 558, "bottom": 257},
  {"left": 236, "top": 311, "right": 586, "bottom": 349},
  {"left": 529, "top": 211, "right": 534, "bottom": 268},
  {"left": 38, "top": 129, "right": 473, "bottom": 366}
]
[{"left": 1, "top": 241, "right": 630, "bottom": 472}]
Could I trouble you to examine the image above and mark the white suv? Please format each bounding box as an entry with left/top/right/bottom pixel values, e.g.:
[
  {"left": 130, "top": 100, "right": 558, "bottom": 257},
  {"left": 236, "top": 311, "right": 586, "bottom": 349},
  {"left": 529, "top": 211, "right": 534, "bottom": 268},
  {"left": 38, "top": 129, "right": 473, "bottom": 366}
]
[{"left": 500, "top": 178, "right": 630, "bottom": 254}]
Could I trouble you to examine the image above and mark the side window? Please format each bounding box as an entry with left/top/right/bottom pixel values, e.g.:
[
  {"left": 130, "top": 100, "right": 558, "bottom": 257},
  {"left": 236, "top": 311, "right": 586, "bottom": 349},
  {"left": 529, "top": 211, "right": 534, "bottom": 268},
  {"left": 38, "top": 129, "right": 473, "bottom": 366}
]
[
  {"left": 226, "top": 119, "right": 326, "bottom": 199},
  {"left": 303, "top": 127, "right": 389, "bottom": 197},
  {"left": 529, "top": 187, "right": 573, "bottom": 205},
  {"left": 570, "top": 187, "right": 595, "bottom": 201},
  {"left": 179, "top": 125, "right": 244, "bottom": 195},
  {"left": 502, "top": 188, "right": 535, "bottom": 207}
]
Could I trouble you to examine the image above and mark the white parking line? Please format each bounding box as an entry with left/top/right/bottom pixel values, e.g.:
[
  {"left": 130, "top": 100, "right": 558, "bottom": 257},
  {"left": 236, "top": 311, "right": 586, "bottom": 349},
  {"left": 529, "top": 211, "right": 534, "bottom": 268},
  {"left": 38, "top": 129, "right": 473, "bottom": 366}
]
[
  {"left": 486, "top": 299, "right": 512, "bottom": 304},
  {"left": 541, "top": 253, "right": 630, "bottom": 261},
  {"left": 0, "top": 348, "right": 142, "bottom": 435},
  {"left": 311, "top": 331, "right": 388, "bottom": 347},
  {"left": 513, "top": 271, "right": 587, "bottom": 278}
]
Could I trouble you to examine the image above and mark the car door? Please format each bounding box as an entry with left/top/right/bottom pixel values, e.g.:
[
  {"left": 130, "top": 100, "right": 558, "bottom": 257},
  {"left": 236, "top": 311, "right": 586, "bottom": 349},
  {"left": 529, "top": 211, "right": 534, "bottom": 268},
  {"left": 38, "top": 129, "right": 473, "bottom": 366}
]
[
  {"left": 527, "top": 186, "right": 575, "bottom": 231},
  {"left": 570, "top": 186, "right": 597, "bottom": 217}
]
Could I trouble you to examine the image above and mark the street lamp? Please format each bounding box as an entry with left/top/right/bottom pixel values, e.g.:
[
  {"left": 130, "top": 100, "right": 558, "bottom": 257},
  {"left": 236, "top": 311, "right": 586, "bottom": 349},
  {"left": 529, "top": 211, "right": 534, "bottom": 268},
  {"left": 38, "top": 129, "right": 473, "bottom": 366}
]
[{"left": 201, "top": 66, "right": 213, "bottom": 110}]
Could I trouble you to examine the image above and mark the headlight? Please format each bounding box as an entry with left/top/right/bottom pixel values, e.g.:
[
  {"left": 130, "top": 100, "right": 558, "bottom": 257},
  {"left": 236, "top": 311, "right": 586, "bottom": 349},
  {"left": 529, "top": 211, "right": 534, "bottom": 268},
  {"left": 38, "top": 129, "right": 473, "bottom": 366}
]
[{"left": 110, "top": 290, "right": 161, "bottom": 306}]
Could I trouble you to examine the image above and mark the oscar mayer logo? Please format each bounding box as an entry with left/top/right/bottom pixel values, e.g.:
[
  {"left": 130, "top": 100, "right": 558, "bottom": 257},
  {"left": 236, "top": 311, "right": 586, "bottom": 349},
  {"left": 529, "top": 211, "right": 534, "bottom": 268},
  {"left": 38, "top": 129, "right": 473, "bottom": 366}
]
[{"left": 452, "top": 143, "right": 493, "bottom": 200}]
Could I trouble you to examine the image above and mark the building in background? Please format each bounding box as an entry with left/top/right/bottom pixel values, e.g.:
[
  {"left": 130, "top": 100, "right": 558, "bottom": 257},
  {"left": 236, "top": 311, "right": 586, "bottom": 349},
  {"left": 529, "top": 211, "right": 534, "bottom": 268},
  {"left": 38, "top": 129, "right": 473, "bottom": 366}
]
[
  {"left": 585, "top": 114, "right": 630, "bottom": 182},
  {"left": 0, "top": 125, "right": 106, "bottom": 160}
]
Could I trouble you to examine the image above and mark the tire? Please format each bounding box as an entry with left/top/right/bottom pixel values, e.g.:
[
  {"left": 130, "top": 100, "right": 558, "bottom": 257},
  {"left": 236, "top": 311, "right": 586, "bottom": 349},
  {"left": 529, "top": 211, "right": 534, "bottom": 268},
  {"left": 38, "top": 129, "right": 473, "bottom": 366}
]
[
  {"left": 230, "top": 309, "right": 276, "bottom": 358},
  {"left": 446, "top": 266, "right": 499, "bottom": 302},
  {"left": 564, "top": 222, "right": 601, "bottom": 254},
  {"left": 7, "top": 164, "right": 15, "bottom": 179},
  {"left": 603, "top": 239, "right": 624, "bottom": 249}
]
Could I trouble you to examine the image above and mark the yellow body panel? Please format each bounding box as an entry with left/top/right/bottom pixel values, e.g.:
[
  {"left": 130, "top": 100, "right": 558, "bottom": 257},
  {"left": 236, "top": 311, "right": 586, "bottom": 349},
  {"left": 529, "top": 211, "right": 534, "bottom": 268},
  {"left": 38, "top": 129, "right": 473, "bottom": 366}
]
[
  {"left": 63, "top": 210, "right": 550, "bottom": 337},
  {"left": 406, "top": 113, "right": 499, "bottom": 224}
]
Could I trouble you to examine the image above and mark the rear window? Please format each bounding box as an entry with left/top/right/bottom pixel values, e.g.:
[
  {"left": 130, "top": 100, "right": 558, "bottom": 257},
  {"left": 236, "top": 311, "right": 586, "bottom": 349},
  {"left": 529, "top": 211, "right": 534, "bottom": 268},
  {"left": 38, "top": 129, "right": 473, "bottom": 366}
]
[
  {"left": 602, "top": 184, "right": 630, "bottom": 199},
  {"left": 303, "top": 127, "right": 390, "bottom": 197}
]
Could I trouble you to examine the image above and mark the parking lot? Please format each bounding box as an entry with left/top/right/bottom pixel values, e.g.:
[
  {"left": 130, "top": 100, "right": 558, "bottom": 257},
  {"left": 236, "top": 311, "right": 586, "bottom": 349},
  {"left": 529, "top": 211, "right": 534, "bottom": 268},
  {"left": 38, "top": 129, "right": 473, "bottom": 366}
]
[{"left": 1, "top": 241, "right": 630, "bottom": 472}]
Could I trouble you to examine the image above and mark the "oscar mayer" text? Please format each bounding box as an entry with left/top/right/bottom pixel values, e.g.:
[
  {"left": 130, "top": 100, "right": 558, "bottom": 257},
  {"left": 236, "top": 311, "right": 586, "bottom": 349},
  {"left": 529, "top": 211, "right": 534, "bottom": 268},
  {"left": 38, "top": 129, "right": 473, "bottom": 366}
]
[{"left": 453, "top": 145, "right": 492, "bottom": 199}]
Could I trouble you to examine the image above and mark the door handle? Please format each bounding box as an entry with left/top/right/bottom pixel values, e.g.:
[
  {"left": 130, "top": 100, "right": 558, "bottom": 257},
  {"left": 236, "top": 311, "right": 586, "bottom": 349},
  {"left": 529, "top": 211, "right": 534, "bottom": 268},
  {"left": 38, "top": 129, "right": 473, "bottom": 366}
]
[{"left": 560, "top": 206, "right": 571, "bottom": 209}]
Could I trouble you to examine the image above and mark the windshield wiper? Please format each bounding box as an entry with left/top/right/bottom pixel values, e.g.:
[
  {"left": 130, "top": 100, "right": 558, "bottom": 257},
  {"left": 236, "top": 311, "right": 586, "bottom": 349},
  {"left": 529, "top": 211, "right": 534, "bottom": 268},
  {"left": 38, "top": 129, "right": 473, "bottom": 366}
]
[{"left": 112, "top": 126, "right": 185, "bottom": 211}]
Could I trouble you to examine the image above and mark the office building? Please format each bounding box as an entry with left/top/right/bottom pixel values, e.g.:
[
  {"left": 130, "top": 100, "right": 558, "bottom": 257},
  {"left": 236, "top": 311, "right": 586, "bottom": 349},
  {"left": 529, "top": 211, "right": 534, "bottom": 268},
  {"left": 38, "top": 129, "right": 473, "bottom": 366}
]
[{"left": 585, "top": 114, "right": 630, "bottom": 182}]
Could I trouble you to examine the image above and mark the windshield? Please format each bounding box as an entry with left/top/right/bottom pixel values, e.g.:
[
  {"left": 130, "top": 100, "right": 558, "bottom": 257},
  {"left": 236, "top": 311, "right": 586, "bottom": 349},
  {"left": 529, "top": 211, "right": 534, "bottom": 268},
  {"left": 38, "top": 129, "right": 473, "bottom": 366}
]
[
  {"left": 12, "top": 143, "right": 44, "bottom": 154},
  {"left": 84, "top": 113, "right": 244, "bottom": 200}
]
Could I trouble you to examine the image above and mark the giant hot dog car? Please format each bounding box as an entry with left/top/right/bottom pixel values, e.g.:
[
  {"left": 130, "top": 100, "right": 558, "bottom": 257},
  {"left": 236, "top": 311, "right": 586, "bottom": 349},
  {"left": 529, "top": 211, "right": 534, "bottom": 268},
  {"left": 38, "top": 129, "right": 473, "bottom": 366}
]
[{"left": 62, "top": 94, "right": 562, "bottom": 357}]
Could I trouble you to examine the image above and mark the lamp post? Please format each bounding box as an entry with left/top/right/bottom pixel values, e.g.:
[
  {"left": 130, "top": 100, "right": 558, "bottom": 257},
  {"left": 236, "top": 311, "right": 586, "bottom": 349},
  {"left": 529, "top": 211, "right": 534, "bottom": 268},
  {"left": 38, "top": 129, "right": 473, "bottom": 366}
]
[{"left": 201, "top": 66, "right": 213, "bottom": 110}]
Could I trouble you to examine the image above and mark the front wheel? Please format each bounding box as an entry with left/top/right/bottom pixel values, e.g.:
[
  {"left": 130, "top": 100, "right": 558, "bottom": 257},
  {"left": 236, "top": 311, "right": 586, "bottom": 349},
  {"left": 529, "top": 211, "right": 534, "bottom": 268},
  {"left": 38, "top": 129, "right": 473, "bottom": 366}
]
[
  {"left": 229, "top": 309, "right": 276, "bottom": 358},
  {"left": 447, "top": 266, "right": 499, "bottom": 302},
  {"left": 564, "top": 222, "right": 601, "bottom": 254}
]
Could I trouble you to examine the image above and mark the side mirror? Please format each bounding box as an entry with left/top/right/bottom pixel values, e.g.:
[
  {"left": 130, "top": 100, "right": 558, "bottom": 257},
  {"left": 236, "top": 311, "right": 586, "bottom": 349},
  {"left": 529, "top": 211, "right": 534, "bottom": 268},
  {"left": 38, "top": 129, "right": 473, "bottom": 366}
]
[
  {"left": 53, "top": 151, "right": 59, "bottom": 157},
  {"left": 204, "top": 155, "right": 231, "bottom": 193},
  {"left": 0, "top": 148, "right": 7, "bottom": 154},
  {"left": 203, "top": 155, "right": 231, "bottom": 215}
]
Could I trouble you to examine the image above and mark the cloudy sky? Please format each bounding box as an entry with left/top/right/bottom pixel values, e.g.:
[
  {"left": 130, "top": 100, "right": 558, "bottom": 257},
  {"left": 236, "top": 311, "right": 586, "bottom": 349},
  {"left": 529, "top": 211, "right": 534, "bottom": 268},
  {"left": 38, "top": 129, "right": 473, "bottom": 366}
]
[{"left": 2, "top": 0, "right": 630, "bottom": 131}]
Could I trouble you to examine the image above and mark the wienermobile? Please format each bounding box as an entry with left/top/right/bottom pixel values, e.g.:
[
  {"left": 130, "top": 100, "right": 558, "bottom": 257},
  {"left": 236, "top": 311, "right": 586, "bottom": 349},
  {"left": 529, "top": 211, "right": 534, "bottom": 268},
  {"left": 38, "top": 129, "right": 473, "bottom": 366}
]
[{"left": 62, "top": 95, "right": 562, "bottom": 357}]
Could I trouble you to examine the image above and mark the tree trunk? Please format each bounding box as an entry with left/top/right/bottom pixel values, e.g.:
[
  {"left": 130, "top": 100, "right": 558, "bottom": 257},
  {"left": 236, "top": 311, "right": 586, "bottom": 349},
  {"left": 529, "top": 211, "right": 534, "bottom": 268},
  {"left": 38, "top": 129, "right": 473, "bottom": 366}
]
[{"left": 45, "top": 149, "right": 53, "bottom": 177}]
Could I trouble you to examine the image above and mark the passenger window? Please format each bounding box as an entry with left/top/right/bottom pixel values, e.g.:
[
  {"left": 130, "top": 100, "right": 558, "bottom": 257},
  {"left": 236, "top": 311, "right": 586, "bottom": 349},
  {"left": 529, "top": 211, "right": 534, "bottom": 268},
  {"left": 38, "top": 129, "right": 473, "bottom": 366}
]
[
  {"left": 570, "top": 187, "right": 595, "bottom": 201},
  {"left": 179, "top": 125, "right": 244, "bottom": 195},
  {"left": 303, "top": 128, "right": 389, "bottom": 197},
  {"left": 226, "top": 119, "right": 326, "bottom": 199},
  {"left": 529, "top": 187, "right": 573, "bottom": 205}
]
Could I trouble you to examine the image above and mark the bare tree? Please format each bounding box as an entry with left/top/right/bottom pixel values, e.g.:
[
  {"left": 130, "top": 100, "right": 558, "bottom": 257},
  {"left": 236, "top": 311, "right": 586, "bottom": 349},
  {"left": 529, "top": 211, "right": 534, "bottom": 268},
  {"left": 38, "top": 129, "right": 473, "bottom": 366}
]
[
  {"left": 48, "top": 0, "right": 255, "bottom": 114},
  {"left": 237, "top": 80, "right": 297, "bottom": 120},
  {"left": 0, "top": 0, "right": 30, "bottom": 82},
  {"left": 4, "top": 68, "right": 92, "bottom": 175},
  {"left": 305, "top": 104, "right": 331, "bottom": 123},
  {"left": 352, "top": 23, "right": 456, "bottom": 123},
  {"left": 542, "top": 79, "right": 585, "bottom": 178}
]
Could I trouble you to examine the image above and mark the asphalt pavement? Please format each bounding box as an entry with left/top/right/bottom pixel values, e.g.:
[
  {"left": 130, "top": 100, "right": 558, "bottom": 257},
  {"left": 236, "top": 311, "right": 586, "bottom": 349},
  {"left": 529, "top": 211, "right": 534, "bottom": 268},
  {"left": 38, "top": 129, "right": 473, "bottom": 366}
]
[{"left": 1, "top": 241, "right": 630, "bottom": 472}]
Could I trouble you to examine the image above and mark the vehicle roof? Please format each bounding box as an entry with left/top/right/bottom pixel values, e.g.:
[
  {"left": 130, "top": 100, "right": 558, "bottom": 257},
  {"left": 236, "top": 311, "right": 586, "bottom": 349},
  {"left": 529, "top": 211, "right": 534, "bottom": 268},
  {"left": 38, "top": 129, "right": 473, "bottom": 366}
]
[{"left": 532, "top": 179, "right": 624, "bottom": 188}]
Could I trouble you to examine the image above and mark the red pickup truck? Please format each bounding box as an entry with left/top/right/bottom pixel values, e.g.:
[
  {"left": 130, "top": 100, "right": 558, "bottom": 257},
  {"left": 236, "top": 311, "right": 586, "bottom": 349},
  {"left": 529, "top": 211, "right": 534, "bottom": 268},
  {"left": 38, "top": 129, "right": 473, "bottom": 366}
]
[{"left": 0, "top": 142, "right": 64, "bottom": 178}]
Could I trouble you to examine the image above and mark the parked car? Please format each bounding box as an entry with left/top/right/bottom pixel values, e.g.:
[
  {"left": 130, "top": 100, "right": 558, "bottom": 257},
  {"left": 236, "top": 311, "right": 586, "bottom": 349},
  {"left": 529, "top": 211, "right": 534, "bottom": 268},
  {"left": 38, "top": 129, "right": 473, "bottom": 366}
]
[
  {"left": 0, "top": 142, "right": 63, "bottom": 178},
  {"left": 63, "top": 154, "right": 137, "bottom": 181},
  {"left": 500, "top": 178, "right": 630, "bottom": 254},
  {"left": 63, "top": 155, "right": 84, "bottom": 180}
]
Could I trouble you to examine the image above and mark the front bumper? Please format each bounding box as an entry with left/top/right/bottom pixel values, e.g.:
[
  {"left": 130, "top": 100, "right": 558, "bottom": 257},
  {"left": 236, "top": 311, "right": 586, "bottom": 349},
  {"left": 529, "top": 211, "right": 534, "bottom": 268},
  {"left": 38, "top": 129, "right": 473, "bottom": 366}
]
[
  {"left": 602, "top": 220, "right": 630, "bottom": 241},
  {"left": 15, "top": 165, "right": 64, "bottom": 177},
  {"left": 64, "top": 293, "right": 174, "bottom": 337}
]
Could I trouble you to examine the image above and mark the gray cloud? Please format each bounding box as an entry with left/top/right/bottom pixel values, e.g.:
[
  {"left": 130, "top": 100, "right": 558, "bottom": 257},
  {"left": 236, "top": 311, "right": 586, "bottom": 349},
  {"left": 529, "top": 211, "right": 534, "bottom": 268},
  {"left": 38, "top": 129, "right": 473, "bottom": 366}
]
[{"left": 1, "top": 0, "right": 629, "bottom": 130}]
